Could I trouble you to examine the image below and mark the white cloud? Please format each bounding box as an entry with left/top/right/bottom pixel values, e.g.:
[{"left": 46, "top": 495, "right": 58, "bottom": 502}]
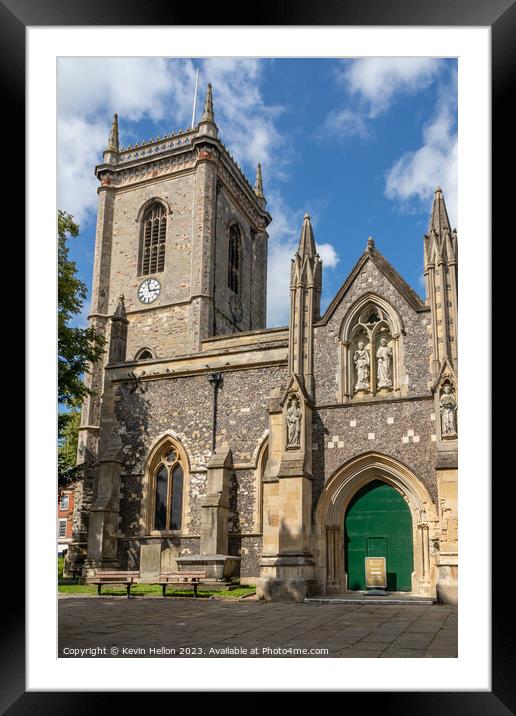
[
  {"left": 317, "top": 243, "right": 340, "bottom": 269},
  {"left": 342, "top": 58, "right": 441, "bottom": 118},
  {"left": 58, "top": 58, "right": 202, "bottom": 224},
  {"left": 57, "top": 115, "right": 108, "bottom": 226},
  {"left": 57, "top": 57, "right": 287, "bottom": 225},
  {"left": 265, "top": 192, "right": 299, "bottom": 326},
  {"left": 199, "top": 59, "right": 287, "bottom": 177},
  {"left": 384, "top": 101, "right": 458, "bottom": 227},
  {"left": 58, "top": 58, "right": 187, "bottom": 122},
  {"left": 324, "top": 58, "right": 442, "bottom": 139},
  {"left": 322, "top": 109, "right": 370, "bottom": 139},
  {"left": 324, "top": 58, "right": 458, "bottom": 227}
]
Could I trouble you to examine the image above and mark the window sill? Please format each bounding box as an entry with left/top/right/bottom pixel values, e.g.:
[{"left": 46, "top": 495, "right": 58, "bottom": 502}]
[{"left": 148, "top": 531, "right": 183, "bottom": 537}]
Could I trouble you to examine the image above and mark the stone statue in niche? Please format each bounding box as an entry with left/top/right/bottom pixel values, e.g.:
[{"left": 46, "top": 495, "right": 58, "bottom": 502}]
[
  {"left": 376, "top": 337, "right": 393, "bottom": 388},
  {"left": 440, "top": 384, "right": 457, "bottom": 438},
  {"left": 353, "top": 341, "right": 370, "bottom": 391},
  {"left": 286, "top": 395, "right": 301, "bottom": 448}
]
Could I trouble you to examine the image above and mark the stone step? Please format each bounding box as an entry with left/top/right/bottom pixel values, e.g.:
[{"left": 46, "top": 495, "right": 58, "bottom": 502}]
[{"left": 305, "top": 594, "right": 436, "bottom": 605}]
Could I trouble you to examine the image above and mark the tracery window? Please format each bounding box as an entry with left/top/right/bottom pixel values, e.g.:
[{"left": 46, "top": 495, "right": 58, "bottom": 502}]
[
  {"left": 139, "top": 202, "right": 167, "bottom": 275},
  {"left": 342, "top": 300, "right": 401, "bottom": 399},
  {"left": 151, "top": 445, "right": 184, "bottom": 532},
  {"left": 228, "top": 224, "right": 241, "bottom": 295},
  {"left": 135, "top": 348, "right": 153, "bottom": 360}
]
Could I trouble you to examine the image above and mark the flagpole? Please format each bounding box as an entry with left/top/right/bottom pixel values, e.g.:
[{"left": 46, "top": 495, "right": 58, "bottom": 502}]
[{"left": 191, "top": 68, "right": 200, "bottom": 127}]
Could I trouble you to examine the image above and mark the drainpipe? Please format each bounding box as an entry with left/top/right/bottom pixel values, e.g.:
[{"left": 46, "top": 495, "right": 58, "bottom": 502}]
[{"left": 208, "top": 372, "right": 222, "bottom": 453}]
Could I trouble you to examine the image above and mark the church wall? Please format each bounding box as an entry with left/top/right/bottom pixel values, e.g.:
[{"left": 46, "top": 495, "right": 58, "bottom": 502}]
[
  {"left": 229, "top": 469, "right": 256, "bottom": 534},
  {"left": 229, "top": 535, "right": 263, "bottom": 579},
  {"left": 113, "top": 363, "right": 288, "bottom": 577},
  {"left": 311, "top": 398, "right": 438, "bottom": 515},
  {"left": 214, "top": 366, "right": 286, "bottom": 462},
  {"left": 313, "top": 259, "right": 430, "bottom": 405},
  {"left": 125, "top": 303, "right": 191, "bottom": 360}
]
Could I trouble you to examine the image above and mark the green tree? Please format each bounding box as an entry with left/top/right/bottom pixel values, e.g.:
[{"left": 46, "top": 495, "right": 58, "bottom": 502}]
[
  {"left": 58, "top": 210, "right": 105, "bottom": 486},
  {"left": 58, "top": 410, "right": 82, "bottom": 485}
]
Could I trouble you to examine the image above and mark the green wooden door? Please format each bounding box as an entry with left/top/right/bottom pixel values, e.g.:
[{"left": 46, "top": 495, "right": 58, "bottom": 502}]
[{"left": 344, "top": 480, "right": 413, "bottom": 591}]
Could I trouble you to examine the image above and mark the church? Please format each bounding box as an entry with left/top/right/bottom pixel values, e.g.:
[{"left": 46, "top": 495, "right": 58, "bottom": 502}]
[{"left": 70, "top": 84, "right": 458, "bottom": 604}]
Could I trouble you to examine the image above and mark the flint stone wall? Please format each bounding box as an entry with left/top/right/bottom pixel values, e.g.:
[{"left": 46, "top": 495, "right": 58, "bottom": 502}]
[{"left": 114, "top": 364, "right": 287, "bottom": 577}]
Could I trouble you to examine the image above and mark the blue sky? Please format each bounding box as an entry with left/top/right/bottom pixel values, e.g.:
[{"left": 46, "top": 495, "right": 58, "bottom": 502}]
[{"left": 57, "top": 57, "right": 457, "bottom": 327}]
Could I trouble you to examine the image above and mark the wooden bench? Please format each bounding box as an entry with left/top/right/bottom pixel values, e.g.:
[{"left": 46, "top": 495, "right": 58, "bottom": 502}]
[
  {"left": 159, "top": 571, "right": 208, "bottom": 598},
  {"left": 85, "top": 571, "right": 140, "bottom": 598}
]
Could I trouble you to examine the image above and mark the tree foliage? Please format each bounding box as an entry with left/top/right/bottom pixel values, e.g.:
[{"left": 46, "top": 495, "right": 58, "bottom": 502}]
[
  {"left": 58, "top": 410, "right": 83, "bottom": 489},
  {"left": 58, "top": 210, "right": 105, "bottom": 412},
  {"left": 58, "top": 210, "right": 105, "bottom": 485}
]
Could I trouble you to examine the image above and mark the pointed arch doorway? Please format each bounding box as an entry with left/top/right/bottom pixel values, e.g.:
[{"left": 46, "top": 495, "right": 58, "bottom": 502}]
[
  {"left": 314, "top": 453, "right": 437, "bottom": 597},
  {"left": 344, "top": 479, "right": 413, "bottom": 591}
]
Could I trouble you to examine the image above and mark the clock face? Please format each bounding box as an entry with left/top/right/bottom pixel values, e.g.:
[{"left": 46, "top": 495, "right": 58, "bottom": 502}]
[{"left": 138, "top": 278, "right": 161, "bottom": 304}]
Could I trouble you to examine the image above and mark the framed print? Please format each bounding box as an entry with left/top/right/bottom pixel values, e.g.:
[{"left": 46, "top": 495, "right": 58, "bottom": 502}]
[{"left": 11, "top": 0, "right": 512, "bottom": 709}]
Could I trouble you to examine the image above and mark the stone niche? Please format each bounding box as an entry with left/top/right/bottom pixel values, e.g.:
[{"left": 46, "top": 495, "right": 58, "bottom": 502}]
[{"left": 341, "top": 299, "right": 404, "bottom": 401}]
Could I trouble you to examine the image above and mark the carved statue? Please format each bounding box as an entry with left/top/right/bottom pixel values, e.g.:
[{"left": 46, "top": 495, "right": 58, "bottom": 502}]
[
  {"left": 440, "top": 384, "right": 457, "bottom": 438},
  {"left": 286, "top": 396, "right": 301, "bottom": 448},
  {"left": 376, "top": 337, "right": 393, "bottom": 388},
  {"left": 353, "top": 341, "right": 370, "bottom": 391}
]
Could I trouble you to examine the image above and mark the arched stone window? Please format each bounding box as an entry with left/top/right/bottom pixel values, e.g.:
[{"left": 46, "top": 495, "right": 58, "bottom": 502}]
[
  {"left": 228, "top": 224, "right": 241, "bottom": 295},
  {"left": 340, "top": 296, "right": 404, "bottom": 400},
  {"left": 139, "top": 202, "right": 167, "bottom": 275},
  {"left": 149, "top": 443, "right": 184, "bottom": 532},
  {"left": 135, "top": 348, "right": 153, "bottom": 360}
]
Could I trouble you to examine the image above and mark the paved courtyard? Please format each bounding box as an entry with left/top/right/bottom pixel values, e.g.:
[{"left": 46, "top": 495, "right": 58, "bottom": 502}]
[{"left": 58, "top": 596, "right": 457, "bottom": 658}]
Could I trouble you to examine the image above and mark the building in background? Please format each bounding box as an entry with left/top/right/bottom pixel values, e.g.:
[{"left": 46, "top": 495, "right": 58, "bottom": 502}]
[
  {"left": 58, "top": 489, "right": 75, "bottom": 556},
  {"left": 69, "top": 85, "right": 458, "bottom": 603}
]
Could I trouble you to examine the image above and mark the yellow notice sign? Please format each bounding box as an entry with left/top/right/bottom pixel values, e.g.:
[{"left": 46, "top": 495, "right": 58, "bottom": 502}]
[{"left": 365, "top": 557, "right": 387, "bottom": 589}]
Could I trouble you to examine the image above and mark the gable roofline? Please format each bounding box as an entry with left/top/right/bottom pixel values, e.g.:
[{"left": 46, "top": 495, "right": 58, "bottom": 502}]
[{"left": 316, "top": 245, "right": 427, "bottom": 326}]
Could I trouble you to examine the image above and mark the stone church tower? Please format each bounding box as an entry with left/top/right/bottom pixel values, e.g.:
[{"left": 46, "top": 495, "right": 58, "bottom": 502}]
[
  {"left": 71, "top": 84, "right": 458, "bottom": 605},
  {"left": 73, "top": 86, "right": 271, "bottom": 556}
]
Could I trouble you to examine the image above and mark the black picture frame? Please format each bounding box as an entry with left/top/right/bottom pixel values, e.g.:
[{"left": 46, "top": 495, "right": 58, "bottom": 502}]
[{"left": 11, "top": 0, "right": 510, "bottom": 710}]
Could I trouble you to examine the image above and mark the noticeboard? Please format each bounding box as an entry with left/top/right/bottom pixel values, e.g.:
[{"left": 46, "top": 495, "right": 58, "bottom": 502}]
[{"left": 365, "top": 557, "right": 387, "bottom": 589}]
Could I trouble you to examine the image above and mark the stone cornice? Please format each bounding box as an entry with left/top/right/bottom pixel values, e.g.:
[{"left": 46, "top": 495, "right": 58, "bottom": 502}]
[
  {"left": 217, "top": 156, "right": 271, "bottom": 231},
  {"left": 96, "top": 146, "right": 197, "bottom": 189},
  {"left": 108, "top": 345, "right": 288, "bottom": 382},
  {"left": 315, "top": 393, "right": 433, "bottom": 410},
  {"left": 94, "top": 130, "right": 272, "bottom": 234},
  {"left": 119, "top": 127, "right": 197, "bottom": 159}
]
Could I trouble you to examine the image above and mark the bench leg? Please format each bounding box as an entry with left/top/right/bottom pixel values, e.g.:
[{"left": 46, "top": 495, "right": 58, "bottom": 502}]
[
  {"left": 193, "top": 583, "right": 198, "bottom": 599},
  {"left": 127, "top": 583, "right": 131, "bottom": 599},
  {"left": 97, "top": 584, "right": 101, "bottom": 596},
  {"left": 162, "top": 584, "right": 166, "bottom": 598}
]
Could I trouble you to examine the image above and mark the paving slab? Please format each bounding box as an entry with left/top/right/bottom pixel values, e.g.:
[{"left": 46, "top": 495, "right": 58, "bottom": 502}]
[{"left": 58, "top": 597, "right": 457, "bottom": 658}]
